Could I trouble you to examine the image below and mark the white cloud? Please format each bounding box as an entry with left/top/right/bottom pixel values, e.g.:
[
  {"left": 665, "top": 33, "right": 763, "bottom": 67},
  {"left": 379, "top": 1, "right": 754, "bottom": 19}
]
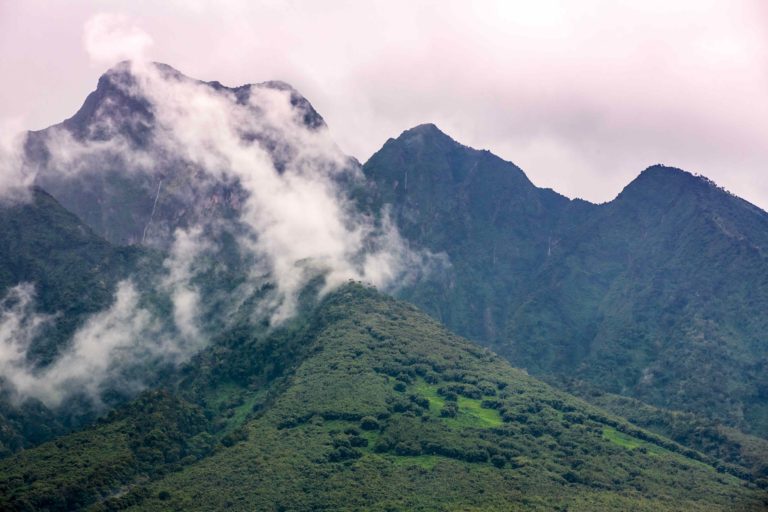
[
  {"left": 161, "top": 226, "right": 210, "bottom": 343},
  {"left": 0, "top": 57, "right": 440, "bottom": 406},
  {"left": 0, "top": 118, "right": 34, "bottom": 202},
  {"left": 0, "top": 284, "right": 55, "bottom": 392},
  {"left": 0, "top": 276, "right": 208, "bottom": 408},
  {"left": 118, "top": 61, "right": 431, "bottom": 321},
  {"left": 83, "top": 13, "right": 154, "bottom": 65}
]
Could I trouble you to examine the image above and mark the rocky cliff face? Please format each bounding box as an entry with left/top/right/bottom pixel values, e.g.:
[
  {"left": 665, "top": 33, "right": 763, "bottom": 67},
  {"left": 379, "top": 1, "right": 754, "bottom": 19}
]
[{"left": 25, "top": 61, "right": 340, "bottom": 247}]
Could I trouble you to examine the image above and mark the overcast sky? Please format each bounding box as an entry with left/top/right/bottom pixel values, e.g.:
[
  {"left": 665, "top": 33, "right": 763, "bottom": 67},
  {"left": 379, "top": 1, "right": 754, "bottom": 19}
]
[{"left": 1, "top": 0, "right": 766, "bottom": 208}]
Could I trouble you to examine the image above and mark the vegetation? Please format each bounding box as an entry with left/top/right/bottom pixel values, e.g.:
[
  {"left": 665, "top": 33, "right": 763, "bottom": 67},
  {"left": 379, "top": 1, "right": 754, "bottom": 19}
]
[
  {"left": 363, "top": 124, "right": 768, "bottom": 438},
  {"left": 2, "top": 82, "right": 767, "bottom": 510},
  {"left": 558, "top": 377, "right": 768, "bottom": 481},
  {"left": 0, "top": 189, "right": 153, "bottom": 454},
  {"left": 0, "top": 285, "right": 764, "bottom": 510}
]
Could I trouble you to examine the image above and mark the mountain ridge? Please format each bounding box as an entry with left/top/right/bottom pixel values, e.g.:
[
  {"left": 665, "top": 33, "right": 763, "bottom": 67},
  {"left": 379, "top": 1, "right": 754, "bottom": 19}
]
[
  {"left": 1, "top": 63, "right": 767, "bottom": 509},
  {"left": 13, "top": 65, "right": 768, "bottom": 438},
  {"left": 363, "top": 122, "right": 768, "bottom": 437}
]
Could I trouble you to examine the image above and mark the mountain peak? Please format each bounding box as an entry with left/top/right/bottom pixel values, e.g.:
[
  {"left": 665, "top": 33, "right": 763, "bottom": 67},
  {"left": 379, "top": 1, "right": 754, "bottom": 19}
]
[
  {"left": 99, "top": 61, "right": 186, "bottom": 89},
  {"left": 637, "top": 164, "right": 696, "bottom": 181},
  {"left": 396, "top": 123, "right": 456, "bottom": 146},
  {"left": 56, "top": 61, "right": 326, "bottom": 142},
  {"left": 615, "top": 164, "right": 717, "bottom": 206},
  {"left": 403, "top": 122, "right": 443, "bottom": 135}
]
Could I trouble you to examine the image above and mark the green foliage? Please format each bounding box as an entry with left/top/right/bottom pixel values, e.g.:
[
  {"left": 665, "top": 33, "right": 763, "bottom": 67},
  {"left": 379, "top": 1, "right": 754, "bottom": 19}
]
[
  {"left": 362, "top": 126, "right": 768, "bottom": 439},
  {"left": 0, "top": 391, "right": 212, "bottom": 511},
  {"left": 560, "top": 378, "right": 768, "bottom": 484},
  {"left": 0, "top": 189, "right": 154, "bottom": 453},
  {"left": 2, "top": 285, "right": 762, "bottom": 510}
]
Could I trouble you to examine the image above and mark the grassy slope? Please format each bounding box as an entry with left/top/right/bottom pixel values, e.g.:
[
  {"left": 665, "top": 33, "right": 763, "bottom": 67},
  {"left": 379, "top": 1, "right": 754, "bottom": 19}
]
[
  {"left": 0, "top": 285, "right": 763, "bottom": 510},
  {"left": 556, "top": 378, "right": 768, "bottom": 481},
  {"left": 115, "top": 286, "right": 765, "bottom": 511}
]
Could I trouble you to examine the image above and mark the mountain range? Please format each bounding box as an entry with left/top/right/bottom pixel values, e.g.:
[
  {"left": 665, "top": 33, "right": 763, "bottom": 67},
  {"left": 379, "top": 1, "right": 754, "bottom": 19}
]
[
  {"left": 363, "top": 123, "right": 768, "bottom": 437},
  {"left": 0, "top": 62, "right": 766, "bottom": 510}
]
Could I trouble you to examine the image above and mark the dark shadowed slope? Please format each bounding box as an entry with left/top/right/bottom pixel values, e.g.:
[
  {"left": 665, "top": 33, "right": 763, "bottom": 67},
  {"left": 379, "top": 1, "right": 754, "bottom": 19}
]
[
  {"left": 361, "top": 123, "right": 570, "bottom": 343},
  {"left": 0, "top": 189, "right": 148, "bottom": 452},
  {"left": 363, "top": 125, "right": 768, "bottom": 437}
]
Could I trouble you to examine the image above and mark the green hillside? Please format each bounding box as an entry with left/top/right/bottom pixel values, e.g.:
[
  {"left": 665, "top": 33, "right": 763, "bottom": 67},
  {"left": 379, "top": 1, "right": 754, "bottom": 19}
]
[
  {"left": 0, "top": 189, "right": 150, "bottom": 453},
  {"left": 0, "top": 188, "right": 145, "bottom": 358},
  {"left": 1, "top": 285, "right": 763, "bottom": 511},
  {"left": 363, "top": 125, "right": 768, "bottom": 437}
]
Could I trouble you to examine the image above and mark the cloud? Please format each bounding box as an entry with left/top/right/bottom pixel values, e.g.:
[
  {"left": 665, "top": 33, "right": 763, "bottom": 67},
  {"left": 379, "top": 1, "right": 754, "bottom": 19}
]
[
  {"left": 0, "top": 275, "right": 208, "bottom": 408},
  {"left": 0, "top": 284, "right": 56, "bottom": 392},
  {"left": 0, "top": 58, "right": 442, "bottom": 407},
  {"left": 160, "top": 226, "right": 210, "bottom": 342},
  {"left": 0, "top": 118, "right": 34, "bottom": 202},
  {"left": 116, "top": 61, "right": 434, "bottom": 321},
  {"left": 28, "top": 280, "right": 160, "bottom": 406},
  {"left": 83, "top": 13, "right": 154, "bottom": 65}
]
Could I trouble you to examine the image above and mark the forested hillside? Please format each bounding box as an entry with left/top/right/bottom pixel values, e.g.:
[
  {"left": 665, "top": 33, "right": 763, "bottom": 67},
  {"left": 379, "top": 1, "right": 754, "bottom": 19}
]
[
  {"left": 1, "top": 285, "right": 763, "bottom": 511},
  {"left": 363, "top": 125, "right": 768, "bottom": 436}
]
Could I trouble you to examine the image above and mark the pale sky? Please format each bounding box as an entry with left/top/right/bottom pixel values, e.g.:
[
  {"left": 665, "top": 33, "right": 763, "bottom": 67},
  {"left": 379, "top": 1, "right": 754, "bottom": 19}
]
[{"left": 1, "top": 0, "right": 767, "bottom": 208}]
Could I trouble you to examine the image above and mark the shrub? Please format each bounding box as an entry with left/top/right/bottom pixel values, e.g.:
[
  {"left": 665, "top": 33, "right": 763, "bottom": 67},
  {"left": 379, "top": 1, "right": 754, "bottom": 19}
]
[
  {"left": 327, "top": 446, "right": 362, "bottom": 462},
  {"left": 440, "top": 403, "right": 458, "bottom": 418},
  {"left": 360, "top": 416, "right": 380, "bottom": 431}
]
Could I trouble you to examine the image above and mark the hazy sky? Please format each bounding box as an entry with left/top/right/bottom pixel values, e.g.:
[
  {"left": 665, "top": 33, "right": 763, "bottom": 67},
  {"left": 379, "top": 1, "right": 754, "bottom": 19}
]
[{"left": 1, "top": 0, "right": 766, "bottom": 208}]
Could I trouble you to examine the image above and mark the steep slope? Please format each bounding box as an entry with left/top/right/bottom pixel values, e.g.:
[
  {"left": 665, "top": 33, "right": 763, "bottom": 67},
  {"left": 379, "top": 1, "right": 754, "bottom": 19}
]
[
  {"left": 363, "top": 126, "right": 768, "bottom": 437},
  {"left": 361, "top": 124, "right": 569, "bottom": 343},
  {"left": 24, "top": 61, "right": 339, "bottom": 247},
  {"left": 0, "top": 285, "right": 763, "bottom": 511},
  {"left": 0, "top": 189, "right": 148, "bottom": 453},
  {"left": 507, "top": 166, "right": 768, "bottom": 432}
]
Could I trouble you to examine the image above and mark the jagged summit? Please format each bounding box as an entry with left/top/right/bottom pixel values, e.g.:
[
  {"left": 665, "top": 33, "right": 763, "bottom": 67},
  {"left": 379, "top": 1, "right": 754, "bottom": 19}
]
[
  {"left": 392, "top": 123, "right": 465, "bottom": 152},
  {"left": 99, "top": 61, "right": 305, "bottom": 99},
  {"left": 624, "top": 164, "right": 700, "bottom": 189},
  {"left": 57, "top": 61, "right": 325, "bottom": 139},
  {"left": 22, "top": 61, "right": 333, "bottom": 247},
  {"left": 370, "top": 122, "right": 553, "bottom": 199},
  {"left": 614, "top": 163, "right": 767, "bottom": 216},
  {"left": 612, "top": 164, "right": 705, "bottom": 205},
  {"left": 399, "top": 122, "right": 449, "bottom": 138}
]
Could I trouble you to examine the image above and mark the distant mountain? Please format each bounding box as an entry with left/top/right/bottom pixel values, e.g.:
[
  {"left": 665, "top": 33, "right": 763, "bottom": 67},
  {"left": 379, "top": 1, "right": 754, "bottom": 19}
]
[
  {"left": 1, "top": 284, "right": 763, "bottom": 511},
  {"left": 24, "top": 62, "right": 337, "bottom": 248},
  {"left": 363, "top": 125, "right": 768, "bottom": 436}
]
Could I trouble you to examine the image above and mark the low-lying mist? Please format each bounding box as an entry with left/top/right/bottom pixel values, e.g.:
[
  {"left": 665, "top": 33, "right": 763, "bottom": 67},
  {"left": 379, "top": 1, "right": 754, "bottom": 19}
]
[{"left": 0, "top": 61, "right": 446, "bottom": 408}]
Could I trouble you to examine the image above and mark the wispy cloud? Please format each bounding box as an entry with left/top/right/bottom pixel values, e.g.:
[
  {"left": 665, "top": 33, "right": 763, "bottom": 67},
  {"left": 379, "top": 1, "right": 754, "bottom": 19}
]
[
  {"left": 83, "top": 13, "right": 154, "bottom": 65},
  {"left": 0, "top": 18, "right": 443, "bottom": 407}
]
